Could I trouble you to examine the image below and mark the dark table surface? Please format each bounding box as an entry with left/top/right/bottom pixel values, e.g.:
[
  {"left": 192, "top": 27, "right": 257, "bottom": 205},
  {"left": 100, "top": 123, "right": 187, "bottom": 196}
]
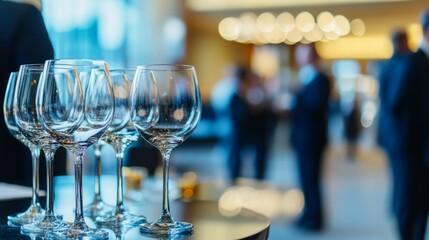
[{"left": 0, "top": 176, "right": 270, "bottom": 239}]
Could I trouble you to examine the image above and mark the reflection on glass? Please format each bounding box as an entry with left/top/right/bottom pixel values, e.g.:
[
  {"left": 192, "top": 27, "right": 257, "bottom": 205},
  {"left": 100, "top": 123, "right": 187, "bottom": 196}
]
[
  {"left": 96, "top": 69, "right": 146, "bottom": 227},
  {"left": 14, "top": 64, "right": 68, "bottom": 233},
  {"left": 131, "top": 64, "right": 201, "bottom": 236},
  {"left": 3, "top": 72, "right": 44, "bottom": 226},
  {"left": 37, "top": 59, "right": 113, "bottom": 239},
  {"left": 84, "top": 140, "right": 114, "bottom": 219}
]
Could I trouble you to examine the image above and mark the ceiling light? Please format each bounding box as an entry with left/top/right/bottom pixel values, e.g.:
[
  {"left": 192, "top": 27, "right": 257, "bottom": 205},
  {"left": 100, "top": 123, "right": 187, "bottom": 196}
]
[
  {"left": 218, "top": 17, "right": 241, "bottom": 41},
  {"left": 317, "top": 11, "right": 335, "bottom": 32},
  {"left": 295, "top": 11, "right": 315, "bottom": 33},
  {"left": 277, "top": 12, "right": 295, "bottom": 33},
  {"left": 351, "top": 18, "right": 366, "bottom": 37}
]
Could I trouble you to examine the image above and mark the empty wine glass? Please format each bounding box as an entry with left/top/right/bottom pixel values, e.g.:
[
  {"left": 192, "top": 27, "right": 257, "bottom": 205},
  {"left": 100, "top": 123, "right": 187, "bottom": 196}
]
[
  {"left": 13, "top": 64, "right": 68, "bottom": 233},
  {"left": 3, "top": 72, "right": 44, "bottom": 226},
  {"left": 84, "top": 140, "right": 114, "bottom": 218},
  {"left": 131, "top": 64, "right": 201, "bottom": 236},
  {"left": 37, "top": 59, "right": 114, "bottom": 239},
  {"left": 96, "top": 69, "right": 146, "bottom": 227}
]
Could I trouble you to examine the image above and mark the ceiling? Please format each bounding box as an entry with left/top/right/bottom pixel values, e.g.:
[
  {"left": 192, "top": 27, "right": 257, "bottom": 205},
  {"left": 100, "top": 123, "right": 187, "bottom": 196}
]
[
  {"left": 185, "top": 0, "right": 428, "bottom": 36},
  {"left": 186, "top": 0, "right": 413, "bottom": 11}
]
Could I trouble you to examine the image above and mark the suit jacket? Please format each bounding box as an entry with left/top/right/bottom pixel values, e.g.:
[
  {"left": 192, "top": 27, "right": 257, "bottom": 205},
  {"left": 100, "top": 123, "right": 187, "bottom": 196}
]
[
  {"left": 291, "top": 71, "right": 331, "bottom": 153},
  {"left": 413, "top": 50, "right": 429, "bottom": 166},
  {"left": 378, "top": 52, "right": 414, "bottom": 153},
  {"left": 387, "top": 48, "right": 429, "bottom": 215},
  {"left": 0, "top": 1, "right": 54, "bottom": 184},
  {"left": 386, "top": 49, "right": 429, "bottom": 165}
]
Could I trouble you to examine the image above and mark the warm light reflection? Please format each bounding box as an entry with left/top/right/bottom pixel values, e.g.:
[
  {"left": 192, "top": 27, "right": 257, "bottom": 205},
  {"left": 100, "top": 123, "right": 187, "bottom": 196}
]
[
  {"left": 282, "top": 189, "right": 304, "bottom": 215},
  {"left": 218, "top": 186, "right": 304, "bottom": 218},
  {"left": 218, "top": 11, "right": 364, "bottom": 45},
  {"left": 256, "top": 12, "right": 276, "bottom": 33},
  {"left": 407, "top": 22, "right": 423, "bottom": 51},
  {"left": 304, "top": 26, "right": 323, "bottom": 42},
  {"left": 277, "top": 12, "right": 295, "bottom": 33},
  {"left": 179, "top": 172, "right": 199, "bottom": 199},
  {"left": 324, "top": 31, "right": 339, "bottom": 41},
  {"left": 334, "top": 15, "right": 351, "bottom": 36},
  {"left": 173, "top": 108, "right": 185, "bottom": 120},
  {"left": 218, "top": 17, "right": 241, "bottom": 41},
  {"left": 351, "top": 18, "right": 366, "bottom": 37},
  {"left": 286, "top": 27, "right": 304, "bottom": 43},
  {"left": 317, "top": 36, "right": 392, "bottom": 59},
  {"left": 266, "top": 28, "right": 286, "bottom": 44},
  {"left": 238, "top": 13, "right": 257, "bottom": 43},
  {"left": 218, "top": 187, "right": 243, "bottom": 217},
  {"left": 317, "top": 11, "right": 335, "bottom": 32},
  {"left": 251, "top": 45, "right": 280, "bottom": 79},
  {"left": 295, "top": 11, "right": 315, "bottom": 33}
]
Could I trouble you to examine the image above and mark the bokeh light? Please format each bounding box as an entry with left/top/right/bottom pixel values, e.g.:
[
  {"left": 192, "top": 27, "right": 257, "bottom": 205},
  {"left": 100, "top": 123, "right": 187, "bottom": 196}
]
[
  {"left": 351, "top": 18, "right": 366, "bottom": 37},
  {"left": 218, "top": 11, "right": 364, "bottom": 45},
  {"left": 256, "top": 12, "right": 276, "bottom": 33},
  {"left": 218, "top": 17, "right": 241, "bottom": 41},
  {"left": 295, "top": 11, "right": 315, "bottom": 33},
  {"left": 277, "top": 12, "right": 295, "bottom": 33}
]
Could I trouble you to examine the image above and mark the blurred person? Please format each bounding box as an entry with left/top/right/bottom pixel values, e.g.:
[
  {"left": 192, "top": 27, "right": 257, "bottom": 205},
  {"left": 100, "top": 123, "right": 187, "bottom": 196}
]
[
  {"left": 379, "top": 11, "right": 429, "bottom": 240},
  {"left": 227, "top": 66, "right": 274, "bottom": 182},
  {"left": 0, "top": 0, "right": 66, "bottom": 185},
  {"left": 290, "top": 43, "right": 331, "bottom": 231},
  {"left": 211, "top": 64, "right": 238, "bottom": 151},
  {"left": 342, "top": 97, "right": 361, "bottom": 160},
  {"left": 378, "top": 29, "right": 412, "bottom": 217}
]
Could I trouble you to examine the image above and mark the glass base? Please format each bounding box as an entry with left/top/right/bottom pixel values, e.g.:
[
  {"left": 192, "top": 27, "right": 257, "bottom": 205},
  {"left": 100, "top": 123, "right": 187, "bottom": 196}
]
[
  {"left": 101, "top": 223, "right": 133, "bottom": 239},
  {"left": 96, "top": 211, "right": 146, "bottom": 227},
  {"left": 139, "top": 221, "right": 193, "bottom": 236},
  {"left": 83, "top": 198, "right": 114, "bottom": 218},
  {"left": 49, "top": 221, "right": 109, "bottom": 239},
  {"left": 7, "top": 204, "right": 44, "bottom": 226},
  {"left": 21, "top": 215, "right": 69, "bottom": 234}
]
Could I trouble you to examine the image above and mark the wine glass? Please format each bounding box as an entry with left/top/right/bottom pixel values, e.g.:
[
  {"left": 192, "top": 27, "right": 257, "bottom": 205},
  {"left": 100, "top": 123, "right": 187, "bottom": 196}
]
[
  {"left": 3, "top": 72, "right": 44, "bottom": 226},
  {"left": 96, "top": 69, "right": 146, "bottom": 227},
  {"left": 84, "top": 140, "right": 114, "bottom": 218},
  {"left": 130, "top": 64, "right": 201, "bottom": 236},
  {"left": 37, "top": 59, "right": 114, "bottom": 239},
  {"left": 13, "top": 64, "right": 68, "bottom": 233}
]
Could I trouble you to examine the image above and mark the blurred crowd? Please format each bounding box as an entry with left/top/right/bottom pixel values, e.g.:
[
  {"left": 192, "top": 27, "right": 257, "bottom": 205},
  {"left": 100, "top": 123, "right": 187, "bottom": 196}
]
[{"left": 210, "top": 10, "right": 429, "bottom": 240}]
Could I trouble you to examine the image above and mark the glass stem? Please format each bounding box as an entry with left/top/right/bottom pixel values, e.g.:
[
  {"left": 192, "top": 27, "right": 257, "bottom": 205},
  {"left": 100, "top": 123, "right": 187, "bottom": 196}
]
[
  {"left": 115, "top": 146, "right": 125, "bottom": 214},
  {"left": 94, "top": 143, "right": 103, "bottom": 200},
  {"left": 44, "top": 148, "right": 57, "bottom": 217},
  {"left": 73, "top": 152, "right": 86, "bottom": 225},
  {"left": 29, "top": 145, "right": 41, "bottom": 207},
  {"left": 160, "top": 149, "right": 173, "bottom": 223}
]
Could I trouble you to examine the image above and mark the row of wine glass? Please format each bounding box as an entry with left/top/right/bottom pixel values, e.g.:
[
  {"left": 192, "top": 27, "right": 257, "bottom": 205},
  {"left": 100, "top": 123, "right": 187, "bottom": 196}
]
[{"left": 3, "top": 60, "right": 201, "bottom": 239}]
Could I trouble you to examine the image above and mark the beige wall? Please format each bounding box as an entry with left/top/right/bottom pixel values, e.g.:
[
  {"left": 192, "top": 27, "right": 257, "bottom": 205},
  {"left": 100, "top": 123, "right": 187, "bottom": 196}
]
[{"left": 184, "top": 14, "right": 252, "bottom": 103}]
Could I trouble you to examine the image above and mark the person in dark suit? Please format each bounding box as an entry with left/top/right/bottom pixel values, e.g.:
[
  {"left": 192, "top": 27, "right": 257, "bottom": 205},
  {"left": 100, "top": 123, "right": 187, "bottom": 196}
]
[
  {"left": 378, "top": 29, "right": 412, "bottom": 216},
  {"left": 291, "top": 43, "right": 331, "bottom": 231},
  {"left": 227, "top": 66, "right": 274, "bottom": 182},
  {"left": 379, "top": 11, "right": 429, "bottom": 240},
  {"left": 0, "top": 0, "right": 66, "bottom": 185}
]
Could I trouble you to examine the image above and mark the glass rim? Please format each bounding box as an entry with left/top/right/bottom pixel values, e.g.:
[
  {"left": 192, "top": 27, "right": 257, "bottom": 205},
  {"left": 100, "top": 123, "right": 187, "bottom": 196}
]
[
  {"left": 45, "top": 58, "right": 107, "bottom": 67},
  {"left": 20, "top": 63, "right": 45, "bottom": 68},
  {"left": 136, "top": 64, "right": 195, "bottom": 71},
  {"left": 110, "top": 68, "right": 136, "bottom": 73},
  {"left": 19, "top": 63, "right": 45, "bottom": 72}
]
